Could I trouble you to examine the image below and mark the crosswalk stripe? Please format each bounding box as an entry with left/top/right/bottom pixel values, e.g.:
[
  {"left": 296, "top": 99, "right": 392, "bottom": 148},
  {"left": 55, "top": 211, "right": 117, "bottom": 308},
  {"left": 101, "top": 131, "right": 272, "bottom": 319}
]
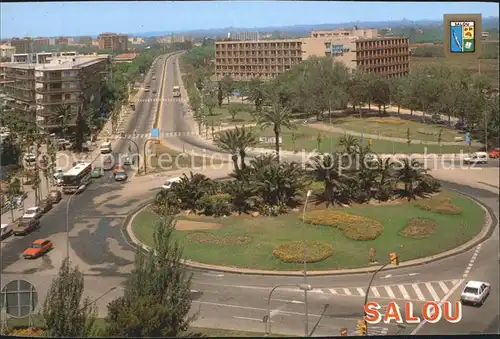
[
  {"left": 356, "top": 288, "right": 365, "bottom": 296},
  {"left": 329, "top": 289, "right": 338, "bottom": 295},
  {"left": 412, "top": 284, "right": 425, "bottom": 301},
  {"left": 398, "top": 285, "right": 411, "bottom": 300},
  {"left": 451, "top": 279, "right": 460, "bottom": 286},
  {"left": 384, "top": 286, "right": 395, "bottom": 299},
  {"left": 343, "top": 288, "right": 351, "bottom": 296},
  {"left": 370, "top": 287, "right": 380, "bottom": 297},
  {"left": 425, "top": 283, "right": 440, "bottom": 301},
  {"left": 438, "top": 281, "right": 449, "bottom": 294}
]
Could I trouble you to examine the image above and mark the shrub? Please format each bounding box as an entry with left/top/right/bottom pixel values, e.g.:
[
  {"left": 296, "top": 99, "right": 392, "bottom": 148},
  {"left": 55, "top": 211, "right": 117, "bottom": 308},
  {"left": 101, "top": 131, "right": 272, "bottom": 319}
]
[
  {"left": 413, "top": 196, "right": 461, "bottom": 215},
  {"left": 273, "top": 241, "right": 334, "bottom": 263},
  {"left": 400, "top": 218, "right": 438, "bottom": 238},
  {"left": 187, "top": 232, "right": 251, "bottom": 246},
  {"left": 309, "top": 181, "right": 325, "bottom": 193},
  {"left": 301, "top": 210, "right": 384, "bottom": 241},
  {"left": 199, "top": 193, "right": 232, "bottom": 217},
  {"left": 8, "top": 328, "right": 44, "bottom": 337}
]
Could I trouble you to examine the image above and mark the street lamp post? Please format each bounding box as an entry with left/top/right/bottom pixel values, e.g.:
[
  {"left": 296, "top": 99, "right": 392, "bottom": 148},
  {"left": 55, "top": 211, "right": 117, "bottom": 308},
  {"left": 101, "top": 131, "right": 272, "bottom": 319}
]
[
  {"left": 265, "top": 284, "right": 311, "bottom": 336},
  {"left": 65, "top": 154, "right": 102, "bottom": 259},
  {"left": 77, "top": 286, "right": 118, "bottom": 313},
  {"left": 143, "top": 138, "right": 159, "bottom": 175},
  {"left": 302, "top": 189, "right": 313, "bottom": 337},
  {"left": 120, "top": 137, "right": 140, "bottom": 169}
]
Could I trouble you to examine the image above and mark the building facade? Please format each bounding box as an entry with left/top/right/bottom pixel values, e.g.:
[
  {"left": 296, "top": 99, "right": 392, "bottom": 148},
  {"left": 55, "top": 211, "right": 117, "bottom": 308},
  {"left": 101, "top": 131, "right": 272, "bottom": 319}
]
[
  {"left": 214, "top": 39, "right": 303, "bottom": 81},
  {"left": 0, "top": 45, "right": 15, "bottom": 59},
  {"left": 55, "top": 37, "right": 71, "bottom": 45},
  {"left": 10, "top": 38, "right": 34, "bottom": 54},
  {"left": 98, "top": 33, "right": 128, "bottom": 51},
  {"left": 0, "top": 53, "right": 109, "bottom": 133},
  {"left": 354, "top": 37, "right": 410, "bottom": 78},
  {"left": 310, "top": 28, "right": 378, "bottom": 39},
  {"left": 33, "top": 37, "right": 50, "bottom": 51},
  {"left": 76, "top": 36, "right": 93, "bottom": 46},
  {"left": 229, "top": 31, "right": 260, "bottom": 41}
]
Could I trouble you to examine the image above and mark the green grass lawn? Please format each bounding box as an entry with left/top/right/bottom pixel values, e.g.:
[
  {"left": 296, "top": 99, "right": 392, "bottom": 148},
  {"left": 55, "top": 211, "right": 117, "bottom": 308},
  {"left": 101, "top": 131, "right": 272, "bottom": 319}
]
[
  {"left": 143, "top": 143, "right": 227, "bottom": 174},
  {"left": 251, "top": 125, "right": 480, "bottom": 154},
  {"left": 133, "top": 190, "right": 485, "bottom": 271},
  {"left": 204, "top": 103, "right": 256, "bottom": 126},
  {"left": 326, "top": 116, "right": 464, "bottom": 142},
  {"left": 4, "top": 316, "right": 280, "bottom": 337}
]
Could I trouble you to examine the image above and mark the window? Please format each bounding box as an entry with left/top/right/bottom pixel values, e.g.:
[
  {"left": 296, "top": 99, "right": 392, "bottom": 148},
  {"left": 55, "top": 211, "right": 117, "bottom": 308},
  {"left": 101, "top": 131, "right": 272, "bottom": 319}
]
[
  {"left": 63, "top": 71, "right": 71, "bottom": 77},
  {"left": 64, "top": 94, "right": 71, "bottom": 100}
]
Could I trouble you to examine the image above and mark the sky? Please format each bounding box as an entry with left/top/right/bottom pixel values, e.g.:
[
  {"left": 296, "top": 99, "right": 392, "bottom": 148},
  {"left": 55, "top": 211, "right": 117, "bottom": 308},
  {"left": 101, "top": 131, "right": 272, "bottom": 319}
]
[{"left": 1, "top": 1, "right": 498, "bottom": 39}]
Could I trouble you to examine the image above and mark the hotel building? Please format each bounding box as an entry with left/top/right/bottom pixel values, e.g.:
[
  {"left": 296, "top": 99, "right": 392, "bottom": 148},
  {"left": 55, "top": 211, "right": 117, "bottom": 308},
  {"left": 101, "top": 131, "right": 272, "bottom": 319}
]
[{"left": 0, "top": 53, "right": 109, "bottom": 133}]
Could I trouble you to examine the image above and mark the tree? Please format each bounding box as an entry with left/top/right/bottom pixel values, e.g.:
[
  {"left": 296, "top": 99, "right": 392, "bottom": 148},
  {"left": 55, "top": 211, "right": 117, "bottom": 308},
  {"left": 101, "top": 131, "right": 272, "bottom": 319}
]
[
  {"left": 41, "top": 258, "right": 97, "bottom": 337},
  {"left": 245, "top": 78, "right": 265, "bottom": 112},
  {"left": 338, "top": 134, "right": 359, "bottom": 155},
  {"left": 309, "top": 153, "right": 348, "bottom": 207},
  {"left": 106, "top": 218, "right": 194, "bottom": 337},
  {"left": 395, "top": 158, "right": 427, "bottom": 201},
  {"left": 221, "top": 75, "right": 234, "bottom": 104},
  {"left": 257, "top": 102, "right": 295, "bottom": 163},
  {"left": 217, "top": 82, "right": 223, "bottom": 108},
  {"left": 228, "top": 103, "right": 242, "bottom": 121},
  {"left": 203, "top": 95, "right": 216, "bottom": 116},
  {"left": 52, "top": 104, "right": 72, "bottom": 138},
  {"left": 214, "top": 126, "right": 257, "bottom": 170}
]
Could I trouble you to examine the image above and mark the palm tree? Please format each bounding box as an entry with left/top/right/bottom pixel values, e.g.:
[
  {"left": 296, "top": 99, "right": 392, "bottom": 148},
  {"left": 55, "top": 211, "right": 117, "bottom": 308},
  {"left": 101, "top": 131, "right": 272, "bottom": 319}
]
[
  {"left": 309, "top": 153, "right": 348, "bottom": 207},
  {"left": 244, "top": 78, "right": 265, "bottom": 112},
  {"left": 52, "top": 104, "right": 72, "bottom": 138},
  {"left": 214, "top": 129, "right": 240, "bottom": 170},
  {"left": 375, "top": 157, "right": 395, "bottom": 201},
  {"left": 257, "top": 102, "right": 295, "bottom": 163},
  {"left": 171, "top": 172, "right": 212, "bottom": 210},
  {"left": 395, "top": 158, "right": 427, "bottom": 201},
  {"left": 235, "top": 126, "right": 258, "bottom": 169},
  {"left": 338, "top": 134, "right": 360, "bottom": 155}
]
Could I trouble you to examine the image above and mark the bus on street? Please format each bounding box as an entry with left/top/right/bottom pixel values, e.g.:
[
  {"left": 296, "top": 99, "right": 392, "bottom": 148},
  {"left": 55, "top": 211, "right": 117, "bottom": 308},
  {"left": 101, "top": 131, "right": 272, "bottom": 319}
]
[{"left": 62, "top": 162, "right": 93, "bottom": 194}]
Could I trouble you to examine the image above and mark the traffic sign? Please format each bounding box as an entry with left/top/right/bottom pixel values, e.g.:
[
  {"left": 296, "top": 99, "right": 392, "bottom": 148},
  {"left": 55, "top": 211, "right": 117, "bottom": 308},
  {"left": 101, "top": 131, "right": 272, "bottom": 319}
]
[
  {"left": 151, "top": 128, "right": 159, "bottom": 138},
  {"left": 465, "top": 132, "right": 470, "bottom": 145}
]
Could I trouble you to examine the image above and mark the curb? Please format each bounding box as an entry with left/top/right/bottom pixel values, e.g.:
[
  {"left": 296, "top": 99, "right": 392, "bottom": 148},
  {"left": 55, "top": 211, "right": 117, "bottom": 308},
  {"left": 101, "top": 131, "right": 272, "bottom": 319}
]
[{"left": 124, "top": 181, "right": 496, "bottom": 277}]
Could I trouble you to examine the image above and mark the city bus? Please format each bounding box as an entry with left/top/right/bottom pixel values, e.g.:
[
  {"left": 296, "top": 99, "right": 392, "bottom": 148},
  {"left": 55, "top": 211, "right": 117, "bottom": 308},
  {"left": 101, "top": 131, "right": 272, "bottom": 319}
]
[
  {"left": 173, "top": 86, "right": 181, "bottom": 97},
  {"left": 62, "top": 162, "right": 93, "bottom": 194}
]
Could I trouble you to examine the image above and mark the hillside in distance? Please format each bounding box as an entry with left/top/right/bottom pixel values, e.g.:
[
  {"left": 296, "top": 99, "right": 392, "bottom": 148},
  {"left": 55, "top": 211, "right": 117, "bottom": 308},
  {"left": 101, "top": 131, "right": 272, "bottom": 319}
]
[{"left": 133, "top": 17, "right": 499, "bottom": 41}]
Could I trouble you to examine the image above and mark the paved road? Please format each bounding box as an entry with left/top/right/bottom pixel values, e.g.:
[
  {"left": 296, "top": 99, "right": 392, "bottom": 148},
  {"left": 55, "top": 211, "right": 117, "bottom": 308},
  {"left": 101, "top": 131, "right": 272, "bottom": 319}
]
[{"left": 1, "top": 52, "right": 497, "bottom": 336}]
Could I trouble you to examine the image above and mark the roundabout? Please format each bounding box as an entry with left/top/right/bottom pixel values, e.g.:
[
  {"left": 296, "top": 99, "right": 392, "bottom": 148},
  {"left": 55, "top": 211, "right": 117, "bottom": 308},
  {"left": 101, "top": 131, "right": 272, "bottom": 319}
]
[{"left": 128, "top": 189, "right": 489, "bottom": 275}]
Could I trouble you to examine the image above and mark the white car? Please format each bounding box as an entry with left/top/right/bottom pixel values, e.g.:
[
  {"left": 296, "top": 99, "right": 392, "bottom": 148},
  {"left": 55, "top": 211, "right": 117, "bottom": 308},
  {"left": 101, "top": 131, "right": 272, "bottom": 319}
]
[
  {"left": 22, "top": 207, "right": 43, "bottom": 220},
  {"left": 464, "top": 152, "right": 488, "bottom": 164},
  {"left": 460, "top": 280, "right": 490, "bottom": 306},
  {"left": 1, "top": 223, "right": 12, "bottom": 239},
  {"left": 162, "top": 177, "right": 181, "bottom": 190}
]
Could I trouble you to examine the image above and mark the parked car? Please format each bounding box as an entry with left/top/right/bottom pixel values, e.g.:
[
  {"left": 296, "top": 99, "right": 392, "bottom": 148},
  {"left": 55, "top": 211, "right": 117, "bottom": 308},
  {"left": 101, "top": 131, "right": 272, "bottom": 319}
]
[
  {"left": 22, "top": 207, "right": 43, "bottom": 219},
  {"left": 23, "top": 239, "right": 53, "bottom": 259},
  {"left": 114, "top": 171, "right": 128, "bottom": 182},
  {"left": 1, "top": 223, "right": 12, "bottom": 239},
  {"left": 48, "top": 190, "right": 62, "bottom": 203},
  {"left": 464, "top": 152, "right": 488, "bottom": 164},
  {"left": 13, "top": 218, "right": 40, "bottom": 236},
  {"left": 162, "top": 177, "right": 182, "bottom": 190},
  {"left": 113, "top": 166, "right": 125, "bottom": 175},
  {"left": 122, "top": 155, "right": 132, "bottom": 166},
  {"left": 488, "top": 148, "right": 500, "bottom": 158},
  {"left": 91, "top": 166, "right": 104, "bottom": 178},
  {"left": 38, "top": 198, "right": 53, "bottom": 213},
  {"left": 460, "top": 280, "right": 490, "bottom": 306}
]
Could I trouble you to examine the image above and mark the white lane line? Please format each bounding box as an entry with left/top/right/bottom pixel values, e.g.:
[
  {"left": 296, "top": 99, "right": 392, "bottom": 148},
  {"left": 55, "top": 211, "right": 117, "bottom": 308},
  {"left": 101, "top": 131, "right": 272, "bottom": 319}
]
[
  {"left": 438, "top": 281, "right": 449, "bottom": 294},
  {"left": 310, "top": 288, "right": 324, "bottom": 293},
  {"left": 370, "top": 287, "right": 380, "bottom": 298},
  {"left": 462, "top": 244, "right": 482, "bottom": 279},
  {"left": 202, "top": 273, "right": 224, "bottom": 277},
  {"left": 343, "top": 288, "right": 352, "bottom": 296},
  {"left": 411, "top": 279, "right": 465, "bottom": 334},
  {"left": 412, "top": 284, "right": 426, "bottom": 301},
  {"left": 357, "top": 288, "right": 366, "bottom": 297},
  {"left": 270, "top": 298, "right": 304, "bottom": 304},
  {"left": 384, "top": 286, "right": 396, "bottom": 299},
  {"left": 233, "top": 316, "right": 266, "bottom": 322},
  {"left": 398, "top": 285, "right": 411, "bottom": 300},
  {"left": 329, "top": 289, "right": 339, "bottom": 295},
  {"left": 425, "top": 282, "right": 440, "bottom": 302}
]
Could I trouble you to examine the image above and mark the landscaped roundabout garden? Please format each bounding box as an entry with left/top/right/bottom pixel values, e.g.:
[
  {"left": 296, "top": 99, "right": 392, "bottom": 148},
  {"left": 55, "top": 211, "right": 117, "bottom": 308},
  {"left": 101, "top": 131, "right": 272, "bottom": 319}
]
[{"left": 132, "top": 151, "right": 486, "bottom": 271}]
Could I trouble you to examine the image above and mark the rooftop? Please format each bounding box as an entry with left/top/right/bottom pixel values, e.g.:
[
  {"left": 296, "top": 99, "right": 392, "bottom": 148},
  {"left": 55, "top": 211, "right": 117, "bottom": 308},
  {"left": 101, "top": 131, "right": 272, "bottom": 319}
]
[{"left": 0, "top": 54, "right": 110, "bottom": 70}]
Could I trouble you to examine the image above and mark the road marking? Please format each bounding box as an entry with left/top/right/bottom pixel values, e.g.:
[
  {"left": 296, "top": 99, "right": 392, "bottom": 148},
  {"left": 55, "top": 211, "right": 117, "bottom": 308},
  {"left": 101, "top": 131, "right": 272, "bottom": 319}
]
[
  {"left": 343, "top": 288, "right": 352, "bottom": 296},
  {"left": 270, "top": 298, "right": 304, "bottom": 304},
  {"left": 438, "top": 281, "right": 449, "bottom": 294},
  {"left": 202, "top": 273, "right": 224, "bottom": 277},
  {"left": 384, "top": 286, "right": 395, "bottom": 298},
  {"left": 357, "top": 288, "right": 366, "bottom": 296},
  {"left": 398, "top": 285, "right": 411, "bottom": 300},
  {"left": 370, "top": 287, "right": 380, "bottom": 297},
  {"left": 310, "top": 288, "right": 324, "bottom": 293},
  {"left": 425, "top": 283, "right": 440, "bottom": 301},
  {"left": 462, "top": 244, "right": 482, "bottom": 279},
  {"left": 411, "top": 279, "right": 465, "bottom": 334},
  {"left": 329, "top": 289, "right": 339, "bottom": 295},
  {"left": 412, "top": 284, "right": 425, "bottom": 301},
  {"left": 233, "top": 316, "right": 265, "bottom": 322},
  {"left": 380, "top": 273, "right": 419, "bottom": 279}
]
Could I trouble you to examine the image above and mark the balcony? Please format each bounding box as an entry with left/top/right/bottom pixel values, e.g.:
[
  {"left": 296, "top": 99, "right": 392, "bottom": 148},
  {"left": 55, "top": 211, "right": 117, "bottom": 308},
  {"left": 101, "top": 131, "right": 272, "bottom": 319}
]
[
  {"left": 7, "top": 73, "right": 34, "bottom": 80},
  {"left": 7, "top": 101, "right": 35, "bottom": 111},
  {"left": 36, "top": 98, "right": 81, "bottom": 105},
  {"left": 35, "top": 86, "right": 81, "bottom": 94},
  {"left": 36, "top": 75, "right": 80, "bottom": 82},
  {"left": 5, "top": 83, "right": 33, "bottom": 91}
]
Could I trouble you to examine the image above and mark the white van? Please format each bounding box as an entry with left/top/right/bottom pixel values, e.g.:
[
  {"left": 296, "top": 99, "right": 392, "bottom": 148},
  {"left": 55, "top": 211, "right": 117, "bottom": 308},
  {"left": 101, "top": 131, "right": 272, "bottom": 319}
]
[
  {"left": 100, "top": 141, "right": 112, "bottom": 154},
  {"left": 161, "top": 177, "right": 182, "bottom": 190}
]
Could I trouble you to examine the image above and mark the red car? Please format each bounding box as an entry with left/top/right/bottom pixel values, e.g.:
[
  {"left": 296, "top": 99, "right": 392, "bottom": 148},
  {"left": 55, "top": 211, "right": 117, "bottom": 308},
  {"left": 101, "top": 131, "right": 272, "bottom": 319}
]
[
  {"left": 488, "top": 148, "right": 500, "bottom": 158},
  {"left": 24, "top": 239, "right": 53, "bottom": 259}
]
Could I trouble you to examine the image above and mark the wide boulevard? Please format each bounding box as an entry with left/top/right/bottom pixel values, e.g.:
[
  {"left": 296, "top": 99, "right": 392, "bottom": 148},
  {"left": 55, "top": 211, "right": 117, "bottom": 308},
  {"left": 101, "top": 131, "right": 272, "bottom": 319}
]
[{"left": 1, "top": 53, "right": 498, "bottom": 336}]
